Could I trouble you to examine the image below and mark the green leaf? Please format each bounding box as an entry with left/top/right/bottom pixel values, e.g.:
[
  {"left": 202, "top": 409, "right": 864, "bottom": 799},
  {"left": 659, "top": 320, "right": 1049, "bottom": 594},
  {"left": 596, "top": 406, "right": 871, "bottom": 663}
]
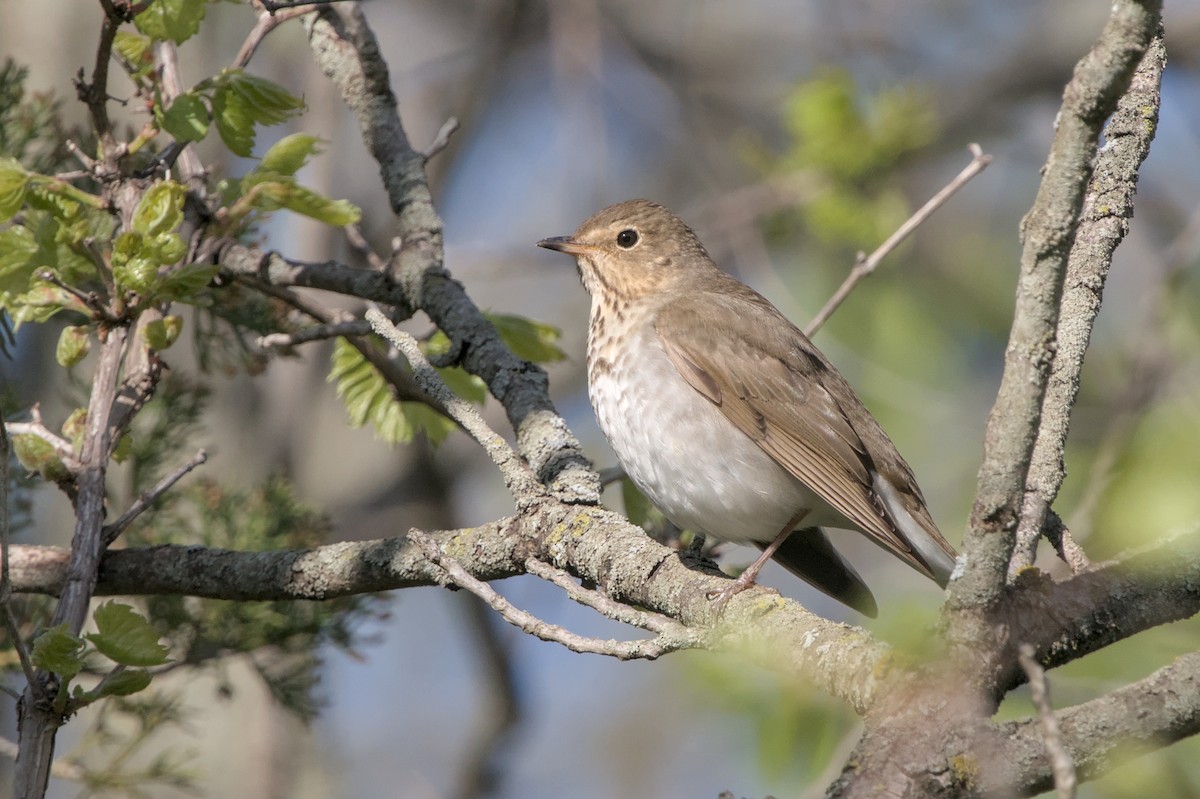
[
  {"left": 211, "top": 71, "right": 304, "bottom": 157},
  {"left": 0, "top": 156, "right": 30, "bottom": 221},
  {"left": 0, "top": 224, "right": 39, "bottom": 295},
  {"left": 85, "top": 602, "right": 171, "bottom": 667},
  {"left": 12, "top": 433, "right": 69, "bottom": 481},
  {"left": 61, "top": 407, "right": 87, "bottom": 447},
  {"left": 142, "top": 315, "right": 183, "bottom": 350},
  {"left": 329, "top": 338, "right": 413, "bottom": 444},
  {"left": 160, "top": 92, "right": 209, "bottom": 143},
  {"left": 31, "top": 624, "right": 85, "bottom": 678},
  {"left": 113, "top": 30, "right": 152, "bottom": 65},
  {"left": 403, "top": 402, "right": 456, "bottom": 446},
  {"left": 131, "top": 180, "right": 185, "bottom": 238},
  {"left": 134, "top": 0, "right": 207, "bottom": 44},
  {"left": 159, "top": 262, "right": 219, "bottom": 301},
  {"left": 248, "top": 178, "right": 361, "bottom": 226},
  {"left": 436, "top": 366, "right": 487, "bottom": 405},
  {"left": 258, "top": 133, "right": 322, "bottom": 177},
  {"left": 97, "top": 668, "right": 153, "bottom": 698},
  {"left": 56, "top": 324, "right": 91, "bottom": 367},
  {"left": 487, "top": 313, "right": 567, "bottom": 363}
]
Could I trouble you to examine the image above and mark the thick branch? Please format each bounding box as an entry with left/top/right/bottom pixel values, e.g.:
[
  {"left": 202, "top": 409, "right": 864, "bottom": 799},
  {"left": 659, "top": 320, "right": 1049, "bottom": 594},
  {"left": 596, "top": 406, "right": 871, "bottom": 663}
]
[
  {"left": 1011, "top": 30, "right": 1166, "bottom": 574},
  {"left": 949, "top": 0, "right": 1161, "bottom": 620},
  {"left": 6, "top": 502, "right": 898, "bottom": 715},
  {"left": 983, "top": 652, "right": 1200, "bottom": 796},
  {"left": 303, "top": 5, "right": 597, "bottom": 504}
]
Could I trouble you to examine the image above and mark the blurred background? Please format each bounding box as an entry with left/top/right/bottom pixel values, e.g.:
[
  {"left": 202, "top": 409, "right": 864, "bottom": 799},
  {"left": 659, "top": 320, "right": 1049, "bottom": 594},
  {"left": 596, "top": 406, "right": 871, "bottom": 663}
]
[{"left": 3, "top": 1, "right": 1200, "bottom": 797}]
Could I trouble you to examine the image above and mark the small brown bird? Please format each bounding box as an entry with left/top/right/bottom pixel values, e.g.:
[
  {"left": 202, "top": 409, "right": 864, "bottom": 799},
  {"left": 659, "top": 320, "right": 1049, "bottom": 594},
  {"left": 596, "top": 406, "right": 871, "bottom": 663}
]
[{"left": 538, "top": 200, "right": 957, "bottom": 616}]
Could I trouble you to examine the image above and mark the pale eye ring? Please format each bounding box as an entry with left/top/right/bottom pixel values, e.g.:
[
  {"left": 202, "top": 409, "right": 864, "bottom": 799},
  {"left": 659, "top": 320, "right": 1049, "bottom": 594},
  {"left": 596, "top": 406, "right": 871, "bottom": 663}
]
[{"left": 616, "top": 229, "right": 639, "bottom": 249}]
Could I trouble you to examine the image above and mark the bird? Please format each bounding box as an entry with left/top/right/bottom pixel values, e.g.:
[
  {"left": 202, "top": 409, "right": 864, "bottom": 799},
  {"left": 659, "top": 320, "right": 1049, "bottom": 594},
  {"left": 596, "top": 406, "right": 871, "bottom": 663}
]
[{"left": 537, "top": 199, "right": 957, "bottom": 616}]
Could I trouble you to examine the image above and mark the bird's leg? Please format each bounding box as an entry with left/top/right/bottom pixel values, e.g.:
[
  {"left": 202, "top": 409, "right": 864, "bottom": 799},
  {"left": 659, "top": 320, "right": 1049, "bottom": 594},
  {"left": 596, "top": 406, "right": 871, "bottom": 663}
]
[{"left": 707, "top": 510, "right": 808, "bottom": 614}]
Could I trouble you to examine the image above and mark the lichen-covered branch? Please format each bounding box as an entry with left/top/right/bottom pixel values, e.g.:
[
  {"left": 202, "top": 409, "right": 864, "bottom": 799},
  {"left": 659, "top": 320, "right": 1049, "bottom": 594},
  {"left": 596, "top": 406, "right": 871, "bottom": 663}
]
[
  {"left": 1010, "top": 29, "right": 1166, "bottom": 574},
  {"left": 949, "top": 0, "right": 1161, "bottom": 626}
]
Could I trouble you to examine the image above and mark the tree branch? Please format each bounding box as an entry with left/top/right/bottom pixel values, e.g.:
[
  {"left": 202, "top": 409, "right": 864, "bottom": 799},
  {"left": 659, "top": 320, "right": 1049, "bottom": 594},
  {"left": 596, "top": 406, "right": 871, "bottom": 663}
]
[
  {"left": 984, "top": 652, "right": 1200, "bottom": 796},
  {"left": 948, "top": 0, "right": 1162, "bottom": 632},
  {"left": 1018, "top": 644, "right": 1076, "bottom": 799},
  {"left": 1010, "top": 28, "right": 1166, "bottom": 576},
  {"left": 303, "top": 5, "right": 598, "bottom": 504},
  {"left": 804, "top": 143, "right": 992, "bottom": 337}
]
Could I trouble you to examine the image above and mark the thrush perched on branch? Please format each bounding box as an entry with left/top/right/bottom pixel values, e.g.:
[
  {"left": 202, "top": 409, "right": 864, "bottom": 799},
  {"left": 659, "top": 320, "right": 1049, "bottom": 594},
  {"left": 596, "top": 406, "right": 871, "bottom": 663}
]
[{"left": 538, "top": 199, "right": 958, "bottom": 616}]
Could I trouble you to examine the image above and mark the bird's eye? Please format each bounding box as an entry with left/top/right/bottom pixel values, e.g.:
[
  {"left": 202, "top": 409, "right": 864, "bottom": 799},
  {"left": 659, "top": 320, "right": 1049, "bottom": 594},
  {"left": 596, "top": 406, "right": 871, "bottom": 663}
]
[{"left": 616, "top": 229, "right": 639, "bottom": 249}]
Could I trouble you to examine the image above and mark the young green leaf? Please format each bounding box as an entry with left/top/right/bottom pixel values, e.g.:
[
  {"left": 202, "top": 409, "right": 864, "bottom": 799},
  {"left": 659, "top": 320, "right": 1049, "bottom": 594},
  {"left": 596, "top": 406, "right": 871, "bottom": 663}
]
[
  {"left": 258, "top": 133, "right": 323, "bottom": 177},
  {"left": 160, "top": 92, "right": 210, "bottom": 143},
  {"left": 56, "top": 324, "right": 91, "bottom": 367},
  {"left": 486, "top": 313, "right": 567, "bottom": 363},
  {"left": 134, "top": 0, "right": 207, "bottom": 44},
  {"left": 12, "top": 433, "right": 70, "bottom": 482},
  {"left": 85, "top": 601, "right": 171, "bottom": 667},
  {"left": 97, "top": 668, "right": 153, "bottom": 698},
  {"left": 131, "top": 180, "right": 185, "bottom": 238},
  {"left": 212, "top": 71, "right": 304, "bottom": 157},
  {"left": 0, "top": 156, "right": 30, "bottom": 221},
  {"left": 30, "top": 624, "right": 86, "bottom": 678},
  {"left": 329, "top": 337, "right": 414, "bottom": 444},
  {"left": 142, "top": 315, "right": 184, "bottom": 350},
  {"left": 113, "top": 30, "right": 152, "bottom": 65},
  {"left": 252, "top": 179, "right": 361, "bottom": 226}
]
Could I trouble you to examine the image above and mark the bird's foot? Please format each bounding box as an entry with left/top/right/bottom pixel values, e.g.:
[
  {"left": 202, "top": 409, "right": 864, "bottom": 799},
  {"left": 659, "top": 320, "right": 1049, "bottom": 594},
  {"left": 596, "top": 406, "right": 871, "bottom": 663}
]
[{"left": 705, "top": 572, "right": 778, "bottom": 617}]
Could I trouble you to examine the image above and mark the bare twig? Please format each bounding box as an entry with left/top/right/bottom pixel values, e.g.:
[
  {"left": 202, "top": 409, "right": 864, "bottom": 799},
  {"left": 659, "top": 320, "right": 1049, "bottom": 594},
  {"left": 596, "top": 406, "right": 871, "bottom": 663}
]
[
  {"left": 343, "top": 224, "right": 388, "bottom": 271},
  {"left": 804, "top": 144, "right": 992, "bottom": 337},
  {"left": 951, "top": 0, "right": 1160, "bottom": 619},
  {"left": 409, "top": 531, "right": 701, "bottom": 660},
  {"left": 421, "top": 117, "right": 460, "bottom": 161},
  {"left": 1019, "top": 643, "right": 1077, "bottom": 799},
  {"left": 525, "top": 558, "right": 689, "bottom": 635},
  {"left": 4, "top": 421, "right": 82, "bottom": 473},
  {"left": 366, "top": 308, "right": 545, "bottom": 505},
  {"left": 102, "top": 449, "right": 208, "bottom": 545},
  {"left": 234, "top": 5, "right": 317, "bottom": 69},
  {"left": 1009, "top": 30, "right": 1166, "bottom": 577},
  {"left": 257, "top": 318, "right": 374, "bottom": 349},
  {"left": 35, "top": 269, "right": 106, "bottom": 319}
]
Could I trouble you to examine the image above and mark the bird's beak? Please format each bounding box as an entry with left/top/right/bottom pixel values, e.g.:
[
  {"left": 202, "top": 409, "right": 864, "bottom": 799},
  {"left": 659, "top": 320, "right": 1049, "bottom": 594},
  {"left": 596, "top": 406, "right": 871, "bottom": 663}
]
[{"left": 537, "top": 236, "right": 596, "bottom": 256}]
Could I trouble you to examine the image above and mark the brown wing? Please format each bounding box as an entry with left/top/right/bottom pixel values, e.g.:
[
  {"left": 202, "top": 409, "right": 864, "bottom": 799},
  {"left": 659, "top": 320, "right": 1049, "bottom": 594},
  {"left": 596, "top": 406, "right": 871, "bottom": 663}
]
[{"left": 655, "top": 284, "right": 943, "bottom": 579}]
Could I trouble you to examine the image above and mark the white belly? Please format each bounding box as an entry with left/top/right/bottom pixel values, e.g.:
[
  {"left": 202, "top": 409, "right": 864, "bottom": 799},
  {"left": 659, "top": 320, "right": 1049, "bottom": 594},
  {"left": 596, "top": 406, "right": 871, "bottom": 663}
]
[{"left": 589, "top": 319, "right": 840, "bottom": 544}]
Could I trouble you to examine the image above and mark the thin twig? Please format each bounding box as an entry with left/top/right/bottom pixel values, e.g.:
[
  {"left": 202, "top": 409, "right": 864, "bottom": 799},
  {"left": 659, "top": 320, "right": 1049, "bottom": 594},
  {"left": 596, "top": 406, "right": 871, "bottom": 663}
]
[
  {"left": 409, "top": 531, "right": 701, "bottom": 660},
  {"left": 4, "top": 422, "right": 82, "bottom": 473},
  {"left": 1018, "top": 643, "right": 1077, "bottom": 799},
  {"left": 421, "top": 117, "right": 460, "bottom": 161},
  {"left": 102, "top": 450, "right": 207, "bottom": 545},
  {"left": 805, "top": 144, "right": 992, "bottom": 337},
  {"left": 525, "top": 558, "right": 689, "bottom": 635},
  {"left": 234, "top": 5, "right": 317, "bottom": 69},
  {"left": 257, "top": 318, "right": 375, "bottom": 349},
  {"left": 343, "top": 224, "right": 388, "bottom": 271},
  {"left": 35, "top": 269, "right": 107, "bottom": 320},
  {"left": 366, "top": 308, "right": 546, "bottom": 505}
]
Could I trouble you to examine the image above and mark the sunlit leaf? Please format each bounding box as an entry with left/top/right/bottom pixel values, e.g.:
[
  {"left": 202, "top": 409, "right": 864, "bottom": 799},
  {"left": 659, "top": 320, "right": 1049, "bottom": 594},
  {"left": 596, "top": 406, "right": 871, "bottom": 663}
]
[
  {"left": 30, "top": 624, "right": 85, "bottom": 678},
  {"left": 160, "top": 91, "right": 209, "bottom": 143},
  {"left": 143, "top": 315, "right": 184, "bottom": 350},
  {"left": 486, "top": 313, "right": 567, "bottom": 363},
  {"left": 55, "top": 324, "right": 91, "bottom": 367},
  {"left": 85, "top": 602, "right": 171, "bottom": 667},
  {"left": 258, "top": 133, "right": 322, "bottom": 177},
  {"left": 0, "top": 156, "right": 29, "bottom": 221},
  {"left": 134, "top": 0, "right": 207, "bottom": 44}
]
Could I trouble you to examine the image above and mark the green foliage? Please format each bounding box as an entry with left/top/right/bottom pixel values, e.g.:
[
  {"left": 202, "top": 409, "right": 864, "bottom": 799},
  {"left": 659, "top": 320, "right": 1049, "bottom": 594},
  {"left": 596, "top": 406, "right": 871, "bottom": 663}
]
[
  {"left": 124, "top": 473, "right": 388, "bottom": 720},
  {"left": 209, "top": 69, "right": 305, "bottom": 157},
  {"left": 750, "top": 70, "right": 937, "bottom": 252},
  {"left": 86, "top": 602, "right": 172, "bottom": 668},
  {"left": 160, "top": 91, "right": 209, "bottom": 143},
  {"left": 11, "top": 433, "right": 69, "bottom": 482},
  {"left": 0, "top": 156, "right": 30, "bottom": 220},
  {"left": 31, "top": 624, "right": 86, "bottom": 679},
  {"left": 487, "top": 312, "right": 568, "bottom": 362},
  {"left": 134, "top": 0, "right": 207, "bottom": 45},
  {"left": 142, "top": 314, "right": 183, "bottom": 351},
  {"left": 56, "top": 323, "right": 91, "bottom": 367},
  {"left": 0, "top": 59, "right": 72, "bottom": 174},
  {"left": 329, "top": 336, "right": 461, "bottom": 446},
  {"left": 239, "top": 134, "right": 361, "bottom": 226}
]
